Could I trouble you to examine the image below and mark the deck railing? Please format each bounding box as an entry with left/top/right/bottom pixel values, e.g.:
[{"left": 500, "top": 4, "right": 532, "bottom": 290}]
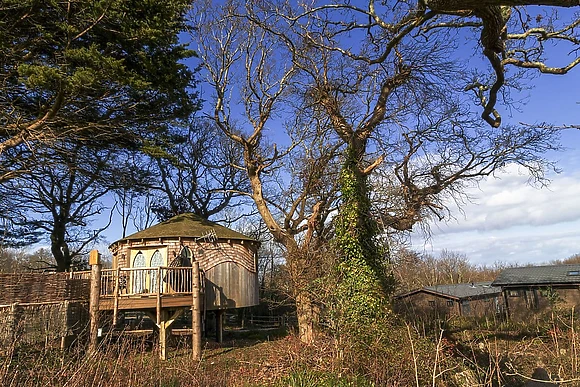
[{"left": 71, "top": 267, "right": 204, "bottom": 297}]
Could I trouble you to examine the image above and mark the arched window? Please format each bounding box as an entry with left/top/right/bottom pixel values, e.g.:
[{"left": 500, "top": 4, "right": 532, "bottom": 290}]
[
  {"left": 132, "top": 251, "right": 146, "bottom": 293},
  {"left": 179, "top": 246, "right": 193, "bottom": 267},
  {"left": 150, "top": 250, "right": 164, "bottom": 267},
  {"left": 150, "top": 250, "right": 164, "bottom": 292}
]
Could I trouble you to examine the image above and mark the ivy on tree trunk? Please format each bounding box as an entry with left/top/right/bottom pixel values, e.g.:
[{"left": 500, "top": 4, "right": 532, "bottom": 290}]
[{"left": 333, "top": 143, "right": 395, "bottom": 335}]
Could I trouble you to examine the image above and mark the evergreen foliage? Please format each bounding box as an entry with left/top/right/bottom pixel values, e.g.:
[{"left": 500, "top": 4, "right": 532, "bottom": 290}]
[{"left": 0, "top": 0, "right": 198, "bottom": 172}]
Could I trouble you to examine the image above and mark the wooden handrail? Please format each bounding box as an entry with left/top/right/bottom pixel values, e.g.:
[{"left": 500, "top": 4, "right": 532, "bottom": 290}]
[{"left": 75, "top": 267, "right": 200, "bottom": 297}]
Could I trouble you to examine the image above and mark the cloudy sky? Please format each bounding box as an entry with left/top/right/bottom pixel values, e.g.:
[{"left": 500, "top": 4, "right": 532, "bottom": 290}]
[{"left": 411, "top": 69, "right": 580, "bottom": 266}]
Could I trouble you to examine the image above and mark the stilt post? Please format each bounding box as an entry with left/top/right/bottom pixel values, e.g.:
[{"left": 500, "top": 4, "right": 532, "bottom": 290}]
[
  {"left": 192, "top": 262, "right": 202, "bottom": 361},
  {"left": 112, "top": 267, "right": 120, "bottom": 327},
  {"left": 159, "top": 310, "right": 168, "bottom": 360},
  {"left": 156, "top": 266, "right": 162, "bottom": 326},
  {"left": 89, "top": 249, "right": 101, "bottom": 354},
  {"left": 215, "top": 309, "right": 224, "bottom": 343}
]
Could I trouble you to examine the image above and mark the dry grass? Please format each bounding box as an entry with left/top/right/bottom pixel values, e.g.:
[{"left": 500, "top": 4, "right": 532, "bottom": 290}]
[{"left": 5, "top": 311, "right": 580, "bottom": 386}]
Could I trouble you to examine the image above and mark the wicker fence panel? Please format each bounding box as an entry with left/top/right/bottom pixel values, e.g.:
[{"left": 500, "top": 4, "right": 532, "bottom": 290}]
[
  {"left": 0, "top": 273, "right": 90, "bottom": 305},
  {"left": 0, "top": 301, "right": 89, "bottom": 350},
  {"left": 0, "top": 273, "right": 90, "bottom": 351}
]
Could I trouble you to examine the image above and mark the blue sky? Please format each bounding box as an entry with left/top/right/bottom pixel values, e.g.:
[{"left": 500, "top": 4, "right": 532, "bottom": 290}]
[
  {"left": 411, "top": 67, "right": 580, "bottom": 266},
  {"left": 99, "top": 6, "right": 580, "bottom": 267}
]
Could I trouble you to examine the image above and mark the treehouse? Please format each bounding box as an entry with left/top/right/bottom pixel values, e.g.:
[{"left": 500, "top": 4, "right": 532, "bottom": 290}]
[
  {"left": 77, "top": 213, "right": 259, "bottom": 359},
  {"left": 107, "top": 212, "right": 260, "bottom": 312}
]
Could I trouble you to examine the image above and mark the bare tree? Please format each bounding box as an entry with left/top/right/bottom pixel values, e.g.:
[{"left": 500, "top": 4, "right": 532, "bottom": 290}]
[
  {"left": 148, "top": 119, "right": 252, "bottom": 222},
  {"left": 192, "top": 0, "right": 577, "bottom": 342},
  {"left": 192, "top": 2, "right": 342, "bottom": 342},
  {"left": 2, "top": 143, "right": 122, "bottom": 271},
  {"left": 392, "top": 248, "right": 503, "bottom": 293}
]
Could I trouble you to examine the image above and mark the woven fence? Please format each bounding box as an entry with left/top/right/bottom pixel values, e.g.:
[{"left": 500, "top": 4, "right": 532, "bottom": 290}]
[
  {"left": 0, "top": 273, "right": 89, "bottom": 305},
  {"left": 0, "top": 273, "right": 91, "bottom": 350}
]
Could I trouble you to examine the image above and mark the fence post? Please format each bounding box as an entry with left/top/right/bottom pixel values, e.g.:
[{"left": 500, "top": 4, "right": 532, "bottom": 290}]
[
  {"left": 9, "top": 302, "right": 21, "bottom": 347},
  {"left": 60, "top": 300, "right": 71, "bottom": 350},
  {"left": 89, "top": 250, "right": 101, "bottom": 354},
  {"left": 192, "top": 262, "right": 202, "bottom": 361}
]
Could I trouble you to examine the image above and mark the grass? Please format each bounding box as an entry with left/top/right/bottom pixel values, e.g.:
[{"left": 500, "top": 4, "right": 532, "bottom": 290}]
[{"left": 5, "top": 312, "right": 580, "bottom": 386}]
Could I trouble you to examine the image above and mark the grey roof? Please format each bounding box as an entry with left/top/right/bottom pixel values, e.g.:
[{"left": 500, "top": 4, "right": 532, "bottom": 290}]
[
  {"left": 111, "top": 213, "right": 257, "bottom": 246},
  {"left": 492, "top": 264, "right": 580, "bottom": 287},
  {"left": 397, "top": 282, "right": 501, "bottom": 300}
]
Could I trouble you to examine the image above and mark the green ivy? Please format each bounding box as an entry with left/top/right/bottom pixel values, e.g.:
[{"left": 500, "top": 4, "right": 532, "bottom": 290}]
[{"left": 332, "top": 145, "right": 395, "bottom": 337}]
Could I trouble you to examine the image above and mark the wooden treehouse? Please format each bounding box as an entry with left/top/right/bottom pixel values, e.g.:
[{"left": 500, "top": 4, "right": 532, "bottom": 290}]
[{"left": 79, "top": 213, "right": 260, "bottom": 359}]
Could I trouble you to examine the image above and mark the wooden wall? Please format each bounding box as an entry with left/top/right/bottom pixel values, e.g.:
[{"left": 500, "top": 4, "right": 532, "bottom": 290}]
[
  {"left": 205, "top": 261, "right": 259, "bottom": 310},
  {"left": 504, "top": 286, "right": 580, "bottom": 321},
  {"left": 111, "top": 237, "right": 259, "bottom": 310},
  {"left": 395, "top": 291, "right": 501, "bottom": 320}
]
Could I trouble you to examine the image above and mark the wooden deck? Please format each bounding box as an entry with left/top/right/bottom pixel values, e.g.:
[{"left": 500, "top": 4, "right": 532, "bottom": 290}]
[
  {"left": 72, "top": 266, "right": 203, "bottom": 311},
  {"left": 98, "top": 294, "right": 195, "bottom": 310},
  {"left": 81, "top": 256, "right": 204, "bottom": 361}
]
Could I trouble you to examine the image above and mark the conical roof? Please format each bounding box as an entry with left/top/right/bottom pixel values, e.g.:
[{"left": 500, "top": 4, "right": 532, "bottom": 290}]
[{"left": 112, "top": 213, "right": 257, "bottom": 244}]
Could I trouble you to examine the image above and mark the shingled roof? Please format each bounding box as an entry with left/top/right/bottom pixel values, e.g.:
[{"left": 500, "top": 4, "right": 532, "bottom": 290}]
[
  {"left": 492, "top": 264, "right": 580, "bottom": 287},
  {"left": 112, "top": 213, "right": 257, "bottom": 244},
  {"left": 396, "top": 282, "right": 501, "bottom": 300}
]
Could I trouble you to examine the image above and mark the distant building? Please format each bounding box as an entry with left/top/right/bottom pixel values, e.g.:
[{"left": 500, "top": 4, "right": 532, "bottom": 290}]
[
  {"left": 492, "top": 264, "right": 580, "bottom": 321},
  {"left": 395, "top": 282, "right": 503, "bottom": 320}
]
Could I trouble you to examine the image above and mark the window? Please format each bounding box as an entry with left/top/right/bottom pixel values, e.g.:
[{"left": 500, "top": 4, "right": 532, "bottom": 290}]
[
  {"left": 129, "top": 248, "right": 168, "bottom": 294},
  {"left": 526, "top": 290, "right": 539, "bottom": 310},
  {"left": 568, "top": 271, "right": 580, "bottom": 276},
  {"left": 132, "top": 252, "right": 146, "bottom": 293},
  {"left": 428, "top": 300, "right": 435, "bottom": 307},
  {"left": 179, "top": 246, "right": 193, "bottom": 267},
  {"left": 150, "top": 250, "right": 164, "bottom": 292},
  {"left": 446, "top": 300, "right": 454, "bottom": 307},
  {"left": 508, "top": 290, "right": 520, "bottom": 297}
]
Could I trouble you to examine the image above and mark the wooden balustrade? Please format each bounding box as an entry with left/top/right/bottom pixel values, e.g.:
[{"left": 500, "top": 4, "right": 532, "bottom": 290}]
[{"left": 71, "top": 267, "right": 203, "bottom": 298}]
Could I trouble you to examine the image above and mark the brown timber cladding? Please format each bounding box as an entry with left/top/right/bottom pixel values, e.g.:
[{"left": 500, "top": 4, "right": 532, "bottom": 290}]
[
  {"left": 396, "top": 292, "right": 499, "bottom": 319},
  {"left": 112, "top": 238, "right": 259, "bottom": 310},
  {"left": 504, "top": 286, "right": 580, "bottom": 321},
  {"left": 114, "top": 239, "right": 256, "bottom": 273}
]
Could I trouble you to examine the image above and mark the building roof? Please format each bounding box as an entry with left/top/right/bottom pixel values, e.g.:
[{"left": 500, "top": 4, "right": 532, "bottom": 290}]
[
  {"left": 492, "top": 264, "right": 580, "bottom": 287},
  {"left": 396, "top": 282, "right": 501, "bottom": 301},
  {"left": 111, "top": 213, "right": 257, "bottom": 245}
]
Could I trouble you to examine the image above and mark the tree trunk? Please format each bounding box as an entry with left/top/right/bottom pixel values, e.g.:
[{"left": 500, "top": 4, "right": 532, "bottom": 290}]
[
  {"left": 332, "top": 142, "right": 394, "bottom": 335},
  {"left": 51, "top": 222, "right": 71, "bottom": 272},
  {"left": 295, "top": 290, "right": 319, "bottom": 343}
]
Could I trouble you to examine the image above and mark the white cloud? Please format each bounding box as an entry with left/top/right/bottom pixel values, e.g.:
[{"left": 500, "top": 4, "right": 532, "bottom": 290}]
[
  {"left": 431, "top": 164, "right": 580, "bottom": 234},
  {"left": 412, "top": 156, "right": 580, "bottom": 265}
]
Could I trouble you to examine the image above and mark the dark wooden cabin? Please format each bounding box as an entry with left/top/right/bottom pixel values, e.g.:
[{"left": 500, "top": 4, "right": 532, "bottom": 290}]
[
  {"left": 492, "top": 264, "right": 580, "bottom": 321},
  {"left": 395, "top": 282, "right": 503, "bottom": 320}
]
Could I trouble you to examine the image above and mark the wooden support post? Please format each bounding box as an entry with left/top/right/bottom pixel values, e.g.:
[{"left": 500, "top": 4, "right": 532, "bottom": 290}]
[
  {"left": 156, "top": 266, "right": 162, "bottom": 326},
  {"left": 9, "top": 302, "right": 20, "bottom": 346},
  {"left": 215, "top": 309, "right": 223, "bottom": 343},
  {"left": 89, "top": 250, "right": 101, "bottom": 354},
  {"left": 159, "top": 310, "right": 168, "bottom": 361},
  {"left": 156, "top": 308, "right": 184, "bottom": 360},
  {"left": 112, "top": 267, "right": 120, "bottom": 327},
  {"left": 192, "top": 262, "right": 202, "bottom": 361}
]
